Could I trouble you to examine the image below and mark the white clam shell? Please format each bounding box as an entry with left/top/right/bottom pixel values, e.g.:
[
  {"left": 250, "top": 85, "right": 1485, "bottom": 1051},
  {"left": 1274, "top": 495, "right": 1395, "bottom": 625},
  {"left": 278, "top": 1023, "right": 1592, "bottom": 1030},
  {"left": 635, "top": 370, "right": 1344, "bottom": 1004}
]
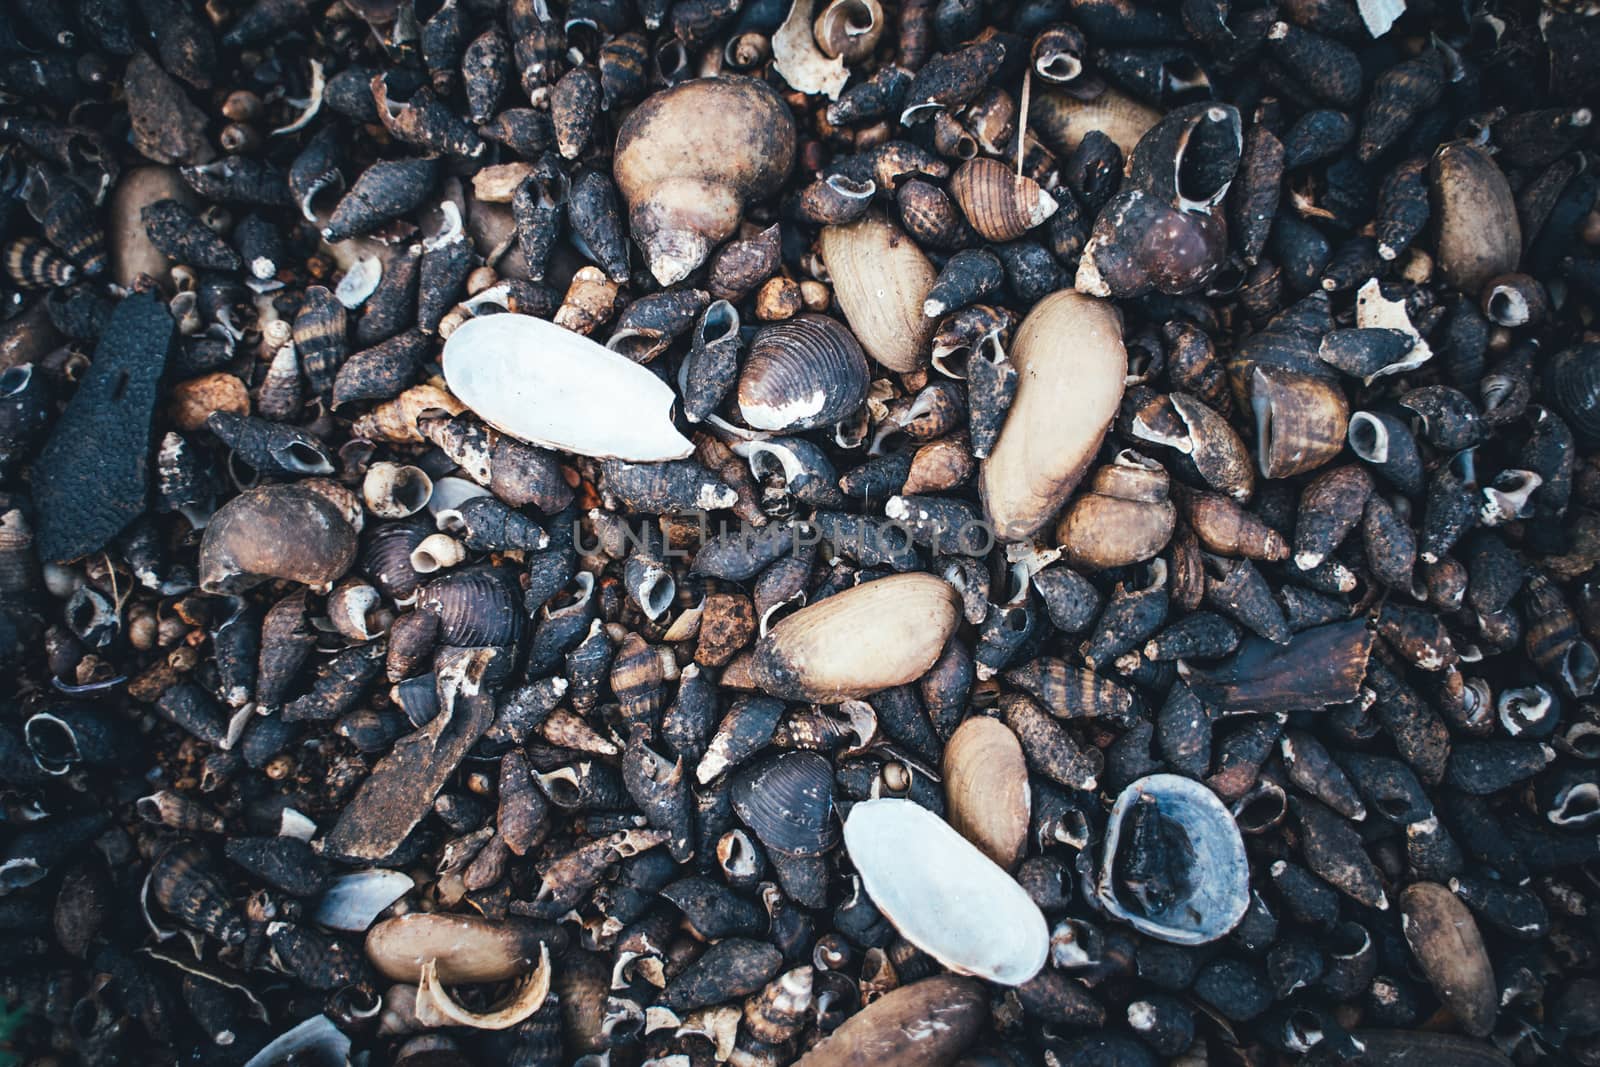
[
  {"left": 843, "top": 797, "right": 1048, "bottom": 985},
  {"left": 443, "top": 313, "right": 695, "bottom": 462}
]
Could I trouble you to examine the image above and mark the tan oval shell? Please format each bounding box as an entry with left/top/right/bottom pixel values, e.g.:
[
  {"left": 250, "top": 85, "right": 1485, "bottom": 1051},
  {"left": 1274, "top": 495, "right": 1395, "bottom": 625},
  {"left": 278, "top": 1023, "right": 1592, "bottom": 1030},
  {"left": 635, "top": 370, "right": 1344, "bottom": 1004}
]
[
  {"left": 738, "top": 314, "right": 870, "bottom": 431},
  {"left": 843, "top": 798, "right": 1048, "bottom": 985},
  {"left": 1430, "top": 142, "right": 1521, "bottom": 294},
  {"left": 750, "top": 572, "right": 961, "bottom": 702},
  {"left": 819, "top": 214, "right": 937, "bottom": 373},
  {"left": 943, "top": 716, "right": 1029, "bottom": 870},
  {"left": 980, "top": 290, "right": 1127, "bottom": 539},
  {"left": 948, "top": 157, "right": 1059, "bottom": 243},
  {"left": 198, "top": 483, "right": 359, "bottom": 594},
  {"left": 366, "top": 913, "right": 549, "bottom": 984},
  {"left": 794, "top": 975, "right": 987, "bottom": 1067},
  {"left": 1400, "top": 882, "right": 1497, "bottom": 1038},
  {"left": 1031, "top": 86, "right": 1162, "bottom": 157}
]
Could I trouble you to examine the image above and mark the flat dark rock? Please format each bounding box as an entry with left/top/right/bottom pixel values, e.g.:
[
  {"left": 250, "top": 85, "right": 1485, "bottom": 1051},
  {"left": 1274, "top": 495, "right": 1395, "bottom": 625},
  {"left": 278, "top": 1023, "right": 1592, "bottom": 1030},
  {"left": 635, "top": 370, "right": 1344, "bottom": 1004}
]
[{"left": 33, "top": 292, "right": 174, "bottom": 563}]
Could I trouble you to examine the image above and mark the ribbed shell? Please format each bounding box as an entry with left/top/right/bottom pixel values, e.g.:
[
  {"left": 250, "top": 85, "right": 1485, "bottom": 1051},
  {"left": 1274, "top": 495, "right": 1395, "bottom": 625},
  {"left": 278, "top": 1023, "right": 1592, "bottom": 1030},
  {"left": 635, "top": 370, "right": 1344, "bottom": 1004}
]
[
  {"left": 418, "top": 566, "right": 525, "bottom": 646},
  {"left": 732, "top": 750, "right": 839, "bottom": 857},
  {"left": 360, "top": 518, "right": 432, "bottom": 604},
  {"left": 1544, "top": 344, "right": 1600, "bottom": 447},
  {"left": 948, "top": 157, "right": 1058, "bottom": 242},
  {"left": 738, "top": 314, "right": 869, "bottom": 431}
]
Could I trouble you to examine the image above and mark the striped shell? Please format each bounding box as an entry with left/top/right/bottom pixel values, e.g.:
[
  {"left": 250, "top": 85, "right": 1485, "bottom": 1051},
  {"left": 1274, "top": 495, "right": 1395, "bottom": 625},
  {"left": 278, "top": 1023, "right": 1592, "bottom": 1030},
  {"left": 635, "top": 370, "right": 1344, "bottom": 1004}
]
[{"left": 738, "top": 314, "right": 870, "bottom": 431}]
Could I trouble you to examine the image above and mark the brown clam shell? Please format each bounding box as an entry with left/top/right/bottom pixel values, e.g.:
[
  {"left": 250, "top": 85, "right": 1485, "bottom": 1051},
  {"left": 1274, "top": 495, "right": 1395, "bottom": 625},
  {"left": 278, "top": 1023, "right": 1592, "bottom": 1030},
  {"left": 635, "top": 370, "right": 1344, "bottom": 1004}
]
[
  {"left": 980, "top": 290, "right": 1126, "bottom": 539},
  {"left": 943, "top": 716, "right": 1029, "bottom": 870},
  {"left": 794, "top": 975, "right": 986, "bottom": 1067},
  {"left": 731, "top": 750, "right": 839, "bottom": 857},
  {"left": 738, "top": 314, "right": 870, "bottom": 432},
  {"left": 818, "top": 214, "right": 937, "bottom": 373},
  {"left": 198, "top": 483, "right": 359, "bottom": 594},
  {"left": 1399, "top": 882, "right": 1497, "bottom": 1038},
  {"left": 750, "top": 572, "right": 961, "bottom": 702},
  {"left": 366, "top": 913, "right": 550, "bottom": 984}
]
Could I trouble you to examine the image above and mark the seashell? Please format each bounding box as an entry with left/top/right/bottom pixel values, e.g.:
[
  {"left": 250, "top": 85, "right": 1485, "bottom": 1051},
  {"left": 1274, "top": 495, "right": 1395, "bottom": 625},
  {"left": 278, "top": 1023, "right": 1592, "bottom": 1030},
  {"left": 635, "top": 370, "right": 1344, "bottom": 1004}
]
[
  {"left": 553, "top": 265, "right": 622, "bottom": 336},
  {"left": 948, "top": 158, "right": 1059, "bottom": 243},
  {"left": 419, "top": 566, "right": 525, "bottom": 647},
  {"left": 924, "top": 249, "right": 1005, "bottom": 319},
  {"left": 943, "top": 716, "right": 1028, "bottom": 870},
  {"left": 732, "top": 750, "right": 839, "bottom": 857},
  {"left": 707, "top": 223, "right": 781, "bottom": 303},
  {"left": 738, "top": 315, "right": 870, "bottom": 432},
  {"left": 1399, "top": 882, "right": 1497, "bottom": 1038},
  {"left": 814, "top": 0, "right": 883, "bottom": 62},
  {"left": 199, "top": 483, "right": 358, "bottom": 594},
  {"left": 241, "top": 1016, "right": 351, "bottom": 1067},
  {"left": 897, "top": 177, "right": 975, "bottom": 251},
  {"left": 680, "top": 299, "right": 742, "bottom": 422},
  {"left": 608, "top": 288, "right": 709, "bottom": 364},
  {"left": 1358, "top": 51, "right": 1445, "bottom": 163},
  {"left": 794, "top": 975, "right": 986, "bottom": 1067},
  {"left": 207, "top": 411, "right": 333, "bottom": 477},
  {"left": 149, "top": 842, "right": 246, "bottom": 945},
  {"left": 438, "top": 496, "right": 547, "bottom": 553},
  {"left": 1250, "top": 365, "right": 1349, "bottom": 479},
  {"left": 1542, "top": 343, "right": 1600, "bottom": 448},
  {"left": 1033, "top": 86, "right": 1161, "bottom": 159},
  {"left": 843, "top": 798, "right": 1048, "bottom": 985},
  {"left": 797, "top": 173, "right": 877, "bottom": 226},
  {"left": 22, "top": 166, "right": 108, "bottom": 276},
  {"left": 1032, "top": 23, "right": 1087, "bottom": 83},
  {"left": 367, "top": 913, "right": 553, "bottom": 984},
  {"left": 613, "top": 78, "right": 796, "bottom": 285},
  {"left": 818, "top": 214, "right": 937, "bottom": 373},
  {"left": 313, "top": 869, "right": 414, "bottom": 932},
  {"left": 1055, "top": 450, "right": 1176, "bottom": 570},
  {"left": 660, "top": 937, "right": 783, "bottom": 1012},
  {"left": 140, "top": 199, "right": 241, "bottom": 272},
  {"left": 980, "top": 290, "right": 1125, "bottom": 540},
  {"left": 750, "top": 573, "right": 961, "bottom": 702},
  {"left": 323, "top": 158, "right": 443, "bottom": 243},
  {"left": 4, "top": 237, "right": 77, "bottom": 289},
  {"left": 442, "top": 313, "right": 692, "bottom": 461},
  {"left": 1430, "top": 142, "right": 1521, "bottom": 294},
  {"left": 899, "top": 40, "right": 1008, "bottom": 125},
  {"left": 332, "top": 330, "right": 427, "bottom": 410}
]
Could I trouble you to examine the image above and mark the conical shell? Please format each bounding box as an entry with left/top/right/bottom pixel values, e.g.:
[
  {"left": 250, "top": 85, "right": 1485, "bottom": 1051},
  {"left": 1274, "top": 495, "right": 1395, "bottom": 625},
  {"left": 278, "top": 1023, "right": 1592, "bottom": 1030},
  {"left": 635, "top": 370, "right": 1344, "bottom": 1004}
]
[
  {"left": 750, "top": 573, "right": 961, "bottom": 701},
  {"left": 738, "top": 315, "right": 869, "bottom": 431},
  {"left": 732, "top": 751, "right": 839, "bottom": 857},
  {"left": 1400, "top": 882, "right": 1497, "bottom": 1038},
  {"left": 943, "top": 717, "right": 1029, "bottom": 870},
  {"left": 948, "top": 157, "right": 1058, "bottom": 242},
  {"left": 843, "top": 798, "right": 1048, "bottom": 985},
  {"left": 442, "top": 312, "right": 692, "bottom": 461},
  {"left": 818, "top": 214, "right": 937, "bottom": 373},
  {"left": 980, "top": 290, "right": 1126, "bottom": 539}
]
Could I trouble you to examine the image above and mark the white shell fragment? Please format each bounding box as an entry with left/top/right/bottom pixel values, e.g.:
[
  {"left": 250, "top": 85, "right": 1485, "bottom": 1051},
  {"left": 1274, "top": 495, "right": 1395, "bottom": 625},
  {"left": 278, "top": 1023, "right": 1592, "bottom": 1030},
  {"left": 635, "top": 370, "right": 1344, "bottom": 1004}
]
[
  {"left": 313, "top": 869, "right": 413, "bottom": 932},
  {"left": 1358, "top": 0, "right": 1404, "bottom": 37},
  {"left": 1096, "top": 774, "right": 1250, "bottom": 945},
  {"left": 413, "top": 944, "right": 552, "bottom": 1030},
  {"left": 443, "top": 313, "right": 695, "bottom": 462},
  {"left": 843, "top": 798, "right": 1048, "bottom": 985},
  {"left": 1354, "top": 278, "right": 1432, "bottom": 381},
  {"left": 335, "top": 255, "right": 383, "bottom": 308},
  {"left": 773, "top": 0, "right": 849, "bottom": 101}
]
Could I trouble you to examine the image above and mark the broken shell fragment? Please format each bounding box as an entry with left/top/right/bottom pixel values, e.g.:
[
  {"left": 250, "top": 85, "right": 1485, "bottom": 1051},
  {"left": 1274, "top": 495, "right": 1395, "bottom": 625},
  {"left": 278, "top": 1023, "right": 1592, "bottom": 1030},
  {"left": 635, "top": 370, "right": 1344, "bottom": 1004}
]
[
  {"left": 750, "top": 572, "right": 961, "bottom": 701},
  {"left": 843, "top": 798, "right": 1048, "bottom": 985},
  {"left": 1095, "top": 774, "right": 1249, "bottom": 945},
  {"left": 794, "top": 975, "right": 987, "bottom": 1067},
  {"left": 366, "top": 913, "right": 552, "bottom": 984},
  {"left": 442, "top": 312, "right": 693, "bottom": 461}
]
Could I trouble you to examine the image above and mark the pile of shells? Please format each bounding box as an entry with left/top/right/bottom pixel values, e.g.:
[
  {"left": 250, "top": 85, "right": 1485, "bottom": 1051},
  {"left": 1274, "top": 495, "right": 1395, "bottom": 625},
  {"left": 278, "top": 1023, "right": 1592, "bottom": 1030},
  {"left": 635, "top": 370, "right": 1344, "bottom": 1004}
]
[{"left": 2, "top": 0, "right": 1600, "bottom": 1063}]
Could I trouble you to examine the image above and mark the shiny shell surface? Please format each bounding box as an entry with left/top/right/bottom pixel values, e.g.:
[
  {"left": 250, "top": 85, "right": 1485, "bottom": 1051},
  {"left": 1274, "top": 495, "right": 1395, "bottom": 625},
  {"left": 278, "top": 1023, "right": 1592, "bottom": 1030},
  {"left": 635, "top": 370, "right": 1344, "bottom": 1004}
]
[
  {"left": 442, "top": 312, "right": 693, "bottom": 461},
  {"left": 843, "top": 797, "right": 1048, "bottom": 985},
  {"left": 1096, "top": 773, "right": 1249, "bottom": 945},
  {"left": 738, "top": 314, "right": 870, "bottom": 431},
  {"left": 731, "top": 750, "right": 839, "bottom": 856}
]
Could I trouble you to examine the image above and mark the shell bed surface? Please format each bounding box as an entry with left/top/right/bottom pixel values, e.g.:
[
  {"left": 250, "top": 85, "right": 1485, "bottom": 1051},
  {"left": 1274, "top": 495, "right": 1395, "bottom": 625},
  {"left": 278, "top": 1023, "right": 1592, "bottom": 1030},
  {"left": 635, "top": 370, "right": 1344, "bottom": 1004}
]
[{"left": 0, "top": 0, "right": 1597, "bottom": 1064}]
